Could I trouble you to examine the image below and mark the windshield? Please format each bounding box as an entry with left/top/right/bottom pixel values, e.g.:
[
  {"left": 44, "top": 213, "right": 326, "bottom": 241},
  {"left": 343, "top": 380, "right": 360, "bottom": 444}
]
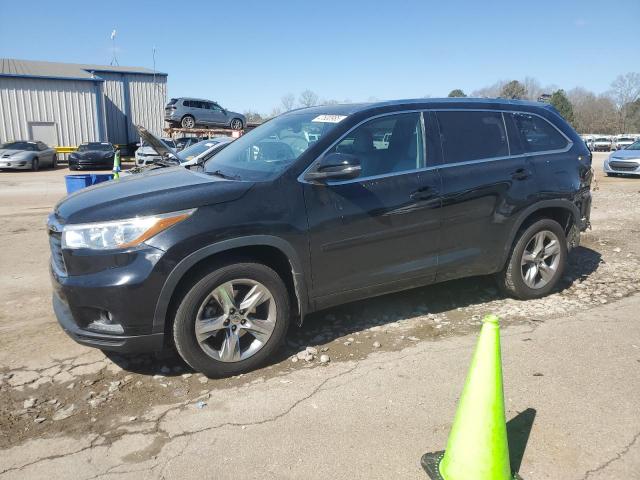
[
  {"left": 78, "top": 143, "right": 113, "bottom": 152},
  {"left": 1, "top": 141, "right": 36, "bottom": 151},
  {"left": 595, "top": 138, "right": 609, "bottom": 142},
  {"left": 203, "top": 112, "right": 343, "bottom": 180},
  {"left": 180, "top": 140, "right": 224, "bottom": 161},
  {"left": 626, "top": 140, "right": 640, "bottom": 150},
  {"left": 618, "top": 137, "right": 634, "bottom": 143}
]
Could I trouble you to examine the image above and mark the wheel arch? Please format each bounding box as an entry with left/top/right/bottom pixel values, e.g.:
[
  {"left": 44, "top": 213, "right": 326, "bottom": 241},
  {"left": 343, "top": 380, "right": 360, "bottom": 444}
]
[
  {"left": 500, "top": 200, "right": 580, "bottom": 269},
  {"left": 153, "top": 236, "right": 308, "bottom": 338}
]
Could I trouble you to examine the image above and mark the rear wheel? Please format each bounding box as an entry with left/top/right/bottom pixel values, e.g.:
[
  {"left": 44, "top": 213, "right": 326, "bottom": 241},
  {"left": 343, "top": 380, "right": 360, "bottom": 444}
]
[
  {"left": 230, "top": 118, "right": 243, "bottom": 130},
  {"left": 31, "top": 158, "right": 39, "bottom": 171},
  {"left": 181, "top": 115, "right": 195, "bottom": 129},
  {"left": 52, "top": 153, "right": 58, "bottom": 169},
  {"left": 173, "top": 262, "right": 290, "bottom": 377},
  {"left": 496, "top": 218, "right": 567, "bottom": 299}
]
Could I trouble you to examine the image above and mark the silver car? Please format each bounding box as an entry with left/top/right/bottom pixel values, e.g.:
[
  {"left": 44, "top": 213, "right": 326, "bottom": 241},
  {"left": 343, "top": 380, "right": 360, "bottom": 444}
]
[
  {"left": 165, "top": 97, "right": 246, "bottom": 130},
  {"left": 604, "top": 139, "right": 640, "bottom": 176},
  {"left": 0, "top": 140, "right": 57, "bottom": 171}
]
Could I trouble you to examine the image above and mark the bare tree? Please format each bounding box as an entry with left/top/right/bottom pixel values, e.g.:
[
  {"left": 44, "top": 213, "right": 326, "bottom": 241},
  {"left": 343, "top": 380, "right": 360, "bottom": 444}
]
[
  {"left": 321, "top": 98, "right": 340, "bottom": 105},
  {"left": 500, "top": 80, "right": 528, "bottom": 100},
  {"left": 568, "top": 88, "right": 618, "bottom": 134},
  {"left": 609, "top": 72, "right": 640, "bottom": 132},
  {"left": 523, "top": 77, "right": 543, "bottom": 101},
  {"left": 298, "top": 89, "right": 319, "bottom": 108},
  {"left": 472, "top": 80, "right": 506, "bottom": 98},
  {"left": 281, "top": 93, "right": 296, "bottom": 112}
]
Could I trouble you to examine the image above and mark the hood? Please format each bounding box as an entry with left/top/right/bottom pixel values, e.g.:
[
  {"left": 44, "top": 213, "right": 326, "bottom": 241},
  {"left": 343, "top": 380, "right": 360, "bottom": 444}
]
[
  {"left": 0, "top": 149, "right": 29, "bottom": 157},
  {"left": 611, "top": 149, "right": 640, "bottom": 160},
  {"left": 54, "top": 166, "right": 255, "bottom": 224},
  {"left": 136, "top": 125, "right": 180, "bottom": 160},
  {"left": 72, "top": 150, "right": 113, "bottom": 160}
]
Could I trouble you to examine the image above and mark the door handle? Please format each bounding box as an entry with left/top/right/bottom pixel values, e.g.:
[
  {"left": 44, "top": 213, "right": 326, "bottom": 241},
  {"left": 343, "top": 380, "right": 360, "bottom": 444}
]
[
  {"left": 410, "top": 186, "right": 438, "bottom": 201},
  {"left": 511, "top": 168, "right": 531, "bottom": 180}
]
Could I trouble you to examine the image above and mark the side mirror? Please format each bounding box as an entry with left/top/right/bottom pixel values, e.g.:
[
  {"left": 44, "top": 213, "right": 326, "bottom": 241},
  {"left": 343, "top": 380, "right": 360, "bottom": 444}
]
[{"left": 305, "top": 152, "right": 361, "bottom": 182}]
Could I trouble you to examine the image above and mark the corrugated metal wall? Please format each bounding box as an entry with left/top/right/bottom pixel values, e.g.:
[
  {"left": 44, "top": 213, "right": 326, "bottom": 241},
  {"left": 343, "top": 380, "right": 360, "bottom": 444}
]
[
  {"left": 99, "top": 72, "right": 128, "bottom": 145},
  {"left": 0, "top": 77, "right": 101, "bottom": 146},
  {"left": 99, "top": 72, "right": 167, "bottom": 145},
  {"left": 126, "top": 74, "right": 167, "bottom": 141}
]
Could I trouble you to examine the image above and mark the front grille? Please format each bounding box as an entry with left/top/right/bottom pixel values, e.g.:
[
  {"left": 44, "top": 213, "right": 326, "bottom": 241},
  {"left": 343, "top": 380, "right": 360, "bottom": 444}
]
[
  {"left": 49, "top": 230, "right": 67, "bottom": 275},
  {"left": 610, "top": 161, "right": 639, "bottom": 172}
]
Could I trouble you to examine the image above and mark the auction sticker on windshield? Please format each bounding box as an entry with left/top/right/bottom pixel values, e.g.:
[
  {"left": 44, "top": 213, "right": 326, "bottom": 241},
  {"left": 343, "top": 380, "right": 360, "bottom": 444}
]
[{"left": 312, "top": 114, "right": 347, "bottom": 123}]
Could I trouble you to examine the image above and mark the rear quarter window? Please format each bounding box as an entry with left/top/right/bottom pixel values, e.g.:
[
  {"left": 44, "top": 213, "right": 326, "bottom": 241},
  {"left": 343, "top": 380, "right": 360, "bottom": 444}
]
[
  {"left": 510, "top": 113, "right": 568, "bottom": 153},
  {"left": 436, "top": 111, "right": 508, "bottom": 163}
]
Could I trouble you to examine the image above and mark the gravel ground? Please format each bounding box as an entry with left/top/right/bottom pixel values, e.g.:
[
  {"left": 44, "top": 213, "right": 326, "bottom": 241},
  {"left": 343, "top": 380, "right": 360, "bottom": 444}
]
[{"left": 1, "top": 153, "right": 639, "bottom": 458}]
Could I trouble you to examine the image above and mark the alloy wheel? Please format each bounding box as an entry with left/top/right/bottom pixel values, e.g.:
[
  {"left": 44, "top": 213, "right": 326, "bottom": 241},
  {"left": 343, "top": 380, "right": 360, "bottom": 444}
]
[
  {"left": 520, "top": 230, "right": 561, "bottom": 289},
  {"left": 231, "top": 119, "right": 242, "bottom": 130},
  {"left": 195, "top": 279, "right": 277, "bottom": 362}
]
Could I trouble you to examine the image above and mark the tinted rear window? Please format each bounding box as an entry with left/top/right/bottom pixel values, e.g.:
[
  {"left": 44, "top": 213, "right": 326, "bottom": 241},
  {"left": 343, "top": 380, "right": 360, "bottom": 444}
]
[
  {"left": 437, "top": 111, "right": 508, "bottom": 164},
  {"left": 510, "top": 113, "right": 568, "bottom": 153}
]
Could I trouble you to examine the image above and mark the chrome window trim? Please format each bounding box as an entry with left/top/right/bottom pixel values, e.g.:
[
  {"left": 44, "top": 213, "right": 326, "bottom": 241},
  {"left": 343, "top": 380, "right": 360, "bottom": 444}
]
[{"left": 298, "top": 107, "right": 574, "bottom": 185}]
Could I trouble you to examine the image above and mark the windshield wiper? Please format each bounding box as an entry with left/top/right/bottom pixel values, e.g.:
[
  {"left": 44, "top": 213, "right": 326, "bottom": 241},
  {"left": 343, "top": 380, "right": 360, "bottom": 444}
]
[{"left": 209, "top": 169, "right": 240, "bottom": 180}]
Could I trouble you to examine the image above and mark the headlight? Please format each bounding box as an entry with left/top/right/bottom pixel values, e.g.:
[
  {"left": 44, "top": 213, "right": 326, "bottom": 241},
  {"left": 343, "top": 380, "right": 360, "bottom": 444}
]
[{"left": 62, "top": 209, "right": 194, "bottom": 250}]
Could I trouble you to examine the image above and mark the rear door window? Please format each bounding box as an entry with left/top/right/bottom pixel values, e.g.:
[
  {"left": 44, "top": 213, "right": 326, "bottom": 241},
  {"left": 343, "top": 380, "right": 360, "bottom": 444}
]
[
  {"left": 436, "top": 111, "right": 508, "bottom": 164},
  {"left": 510, "top": 113, "right": 568, "bottom": 153}
]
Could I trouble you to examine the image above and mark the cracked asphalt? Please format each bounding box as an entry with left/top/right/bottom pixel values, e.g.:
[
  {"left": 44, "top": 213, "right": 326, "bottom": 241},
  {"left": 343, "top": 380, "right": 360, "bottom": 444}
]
[{"left": 1, "top": 153, "right": 639, "bottom": 479}]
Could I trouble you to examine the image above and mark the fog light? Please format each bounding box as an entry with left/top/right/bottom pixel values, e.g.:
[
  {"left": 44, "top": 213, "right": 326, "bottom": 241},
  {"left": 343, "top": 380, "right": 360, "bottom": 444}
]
[{"left": 87, "top": 311, "right": 124, "bottom": 334}]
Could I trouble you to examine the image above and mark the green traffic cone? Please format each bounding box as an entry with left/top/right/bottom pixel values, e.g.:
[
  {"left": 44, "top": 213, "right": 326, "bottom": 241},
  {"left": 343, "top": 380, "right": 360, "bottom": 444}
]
[{"left": 421, "top": 315, "right": 522, "bottom": 480}]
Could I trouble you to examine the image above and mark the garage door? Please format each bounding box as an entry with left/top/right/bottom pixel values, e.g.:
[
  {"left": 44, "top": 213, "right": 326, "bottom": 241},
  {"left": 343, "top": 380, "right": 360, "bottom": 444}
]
[{"left": 29, "top": 122, "right": 58, "bottom": 147}]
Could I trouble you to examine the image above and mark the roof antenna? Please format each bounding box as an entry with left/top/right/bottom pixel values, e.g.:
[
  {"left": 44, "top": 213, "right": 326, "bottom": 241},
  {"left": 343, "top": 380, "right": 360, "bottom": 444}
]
[{"left": 110, "top": 29, "right": 119, "bottom": 66}]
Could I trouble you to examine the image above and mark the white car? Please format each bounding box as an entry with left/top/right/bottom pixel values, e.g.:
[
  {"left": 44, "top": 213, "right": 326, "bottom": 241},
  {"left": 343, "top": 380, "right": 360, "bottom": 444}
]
[
  {"left": 612, "top": 136, "right": 636, "bottom": 150},
  {"left": 134, "top": 138, "right": 177, "bottom": 166},
  {"left": 604, "top": 139, "right": 640, "bottom": 176},
  {"left": 591, "top": 137, "right": 612, "bottom": 152}
]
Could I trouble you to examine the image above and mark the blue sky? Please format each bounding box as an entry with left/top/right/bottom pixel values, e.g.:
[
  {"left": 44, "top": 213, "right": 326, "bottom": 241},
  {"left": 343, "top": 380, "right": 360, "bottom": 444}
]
[{"left": 1, "top": 0, "right": 638, "bottom": 113}]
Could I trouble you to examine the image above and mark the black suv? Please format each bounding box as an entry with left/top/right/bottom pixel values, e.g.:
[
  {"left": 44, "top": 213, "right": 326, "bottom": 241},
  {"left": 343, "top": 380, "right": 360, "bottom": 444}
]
[{"left": 48, "top": 99, "right": 592, "bottom": 377}]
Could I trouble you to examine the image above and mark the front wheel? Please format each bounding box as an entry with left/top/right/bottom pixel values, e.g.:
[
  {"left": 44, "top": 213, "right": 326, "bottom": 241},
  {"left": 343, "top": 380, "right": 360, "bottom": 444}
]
[
  {"left": 31, "top": 158, "right": 39, "bottom": 171},
  {"left": 173, "top": 262, "right": 290, "bottom": 377},
  {"left": 230, "top": 118, "right": 243, "bottom": 130},
  {"left": 52, "top": 153, "right": 58, "bottom": 169},
  {"left": 496, "top": 218, "right": 567, "bottom": 300}
]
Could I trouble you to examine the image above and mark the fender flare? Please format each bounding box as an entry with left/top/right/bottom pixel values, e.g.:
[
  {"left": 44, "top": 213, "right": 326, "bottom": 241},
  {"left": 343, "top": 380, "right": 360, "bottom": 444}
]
[
  {"left": 152, "top": 235, "right": 308, "bottom": 333},
  {"left": 499, "top": 199, "right": 581, "bottom": 267}
]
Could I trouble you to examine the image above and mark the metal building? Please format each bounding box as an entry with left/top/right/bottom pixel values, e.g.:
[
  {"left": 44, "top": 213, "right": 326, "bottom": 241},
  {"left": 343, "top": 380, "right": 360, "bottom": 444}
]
[{"left": 0, "top": 58, "right": 167, "bottom": 148}]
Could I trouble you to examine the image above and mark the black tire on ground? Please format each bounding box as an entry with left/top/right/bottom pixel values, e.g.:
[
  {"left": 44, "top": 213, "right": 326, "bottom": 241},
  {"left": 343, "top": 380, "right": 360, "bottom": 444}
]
[
  {"left": 68, "top": 165, "right": 77, "bottom": 171},
  {"left": 52, "top": 153, "right": 58, "bottom": 169},
  {"left": 31, "top": 158, "right": 39, "bottom": 172},
  {"left": 230, "top": 118, "right": 243, "bottom": 130},
  {"left": 606, "top": 172, "right": 617, "bottom": 177},
  {"left": 496, "top": 218, "right": 567, "bottom": 300},
  {"left": 181, "top": 115, "right": 196, "bottom": 129},
  {"left": 172, "top": 262, "right": 291, "bottom": 378}
]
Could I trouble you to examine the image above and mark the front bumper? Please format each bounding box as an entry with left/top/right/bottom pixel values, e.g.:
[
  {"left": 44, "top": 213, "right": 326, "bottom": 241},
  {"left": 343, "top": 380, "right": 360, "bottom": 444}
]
[
  {"left": 69, "top": 159, "right": 113, "bottom": 170},
  {"left": 0, "top": 159, "right": 33, "bottom": 169},
  {"left": 49, "top": 242, "right": 169, "bottom": 353},
  {"left": 603, "top": 159, "right": 640, "bottom": 175},
  {"left": 53, "top": 291, "right": 164, "bottom": 352}
]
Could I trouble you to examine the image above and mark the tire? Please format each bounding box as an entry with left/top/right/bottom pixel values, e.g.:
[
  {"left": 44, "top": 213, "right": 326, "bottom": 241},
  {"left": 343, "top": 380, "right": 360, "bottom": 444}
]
[
  {"left": 496, "top": 218, "right": 567, "bottom": 300},
  {"left": 606, "top": 172, "right": 616, "bottom": 177},
  {"left": 173, "top": 262, "right": 291, "bottom": 377},
  {"left": 230, "top": 118, "right": 243, "bottom": 130},
  {"left": 181, "top": 115, "right": 196, "bottom": 129},
  {"left": 31, "top": 157, "right": 39, "bottom": 172},
  {"left": 52, "top": 153, "right": 58, "bottom": 169}
]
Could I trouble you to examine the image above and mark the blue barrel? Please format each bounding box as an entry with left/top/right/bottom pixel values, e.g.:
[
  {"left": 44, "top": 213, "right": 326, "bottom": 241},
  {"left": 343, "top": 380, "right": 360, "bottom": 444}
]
[
  {"left": 65, "top": 174, "right": 93, "bottom": 194},
  {"left": 91, "top": 173, "right": 114, "bottom": 185}
]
